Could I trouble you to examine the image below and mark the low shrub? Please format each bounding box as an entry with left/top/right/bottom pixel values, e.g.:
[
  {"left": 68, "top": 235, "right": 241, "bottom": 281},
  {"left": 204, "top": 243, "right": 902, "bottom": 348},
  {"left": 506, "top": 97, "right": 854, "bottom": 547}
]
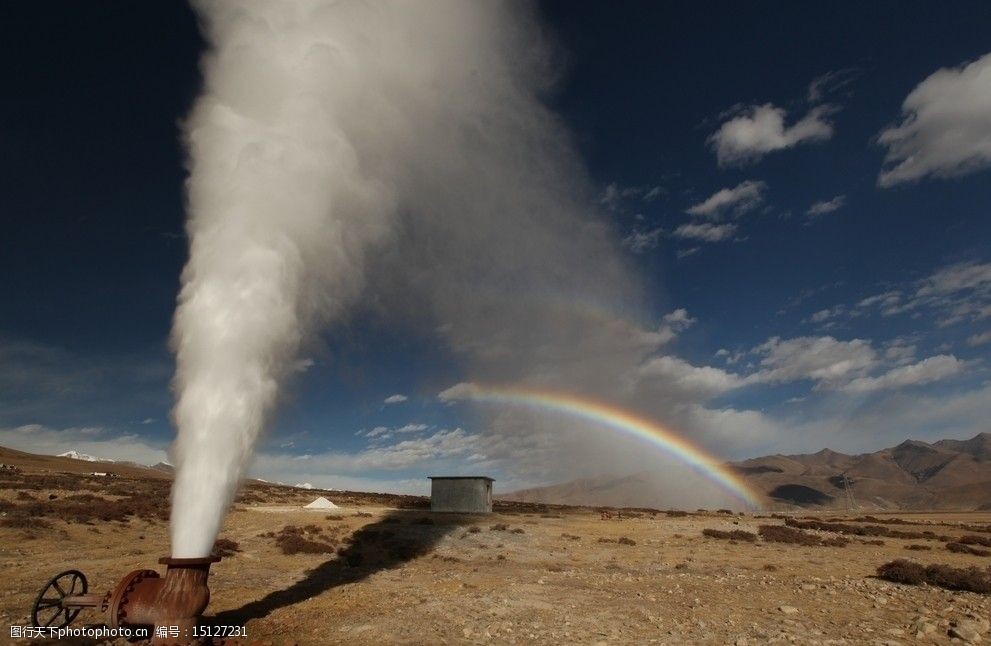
[
  {"left": 617, "top": 536, "right": 636, "bottom": 546},
  {"left": 905, "top": 544, "right": 931, "bottom": 551},
  {"left": 877, "top": 560, "right": 991, "bottom": 594},
  {"left": 959, "top": 535, "right": 991, "bottom": 548},
  {"left": 784, "top": 518, "right": 951, "bottom": 542},
  {"left": 665, "top": 510, "right": 688, "bottom": 518},
  {"left": 876, "top": 559, "right": 926, "bottom": 585},
  {"left": 702, "top": 528, "right": 758, "bottom": 542},
  {"left": 758, "top": 524, "right": 822, "bottom": 546},
  {"left": 924, "top": 563, "right": 991, "bottom": 593},
  {"left": 947, "top": 542, "right": 991, "bottom": 557},
  {"left": 489, "top": 523, "right": 508, "bottom": 531},
  {"left": 273, "top": 525, "right": 336, "bottom": 555},
  {"left": 212, "top": 538, "right": 240, "bottom": 558}
]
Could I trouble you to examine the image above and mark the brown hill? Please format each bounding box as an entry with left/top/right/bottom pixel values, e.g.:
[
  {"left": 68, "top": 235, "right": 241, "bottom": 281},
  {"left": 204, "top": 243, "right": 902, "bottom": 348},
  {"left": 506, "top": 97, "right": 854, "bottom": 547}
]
[
  {"left": 501, "top": 432, "right": 991, "bottom": 511},
  {"left": 0, "top": 445, "right": 170, "bottom": 479}
]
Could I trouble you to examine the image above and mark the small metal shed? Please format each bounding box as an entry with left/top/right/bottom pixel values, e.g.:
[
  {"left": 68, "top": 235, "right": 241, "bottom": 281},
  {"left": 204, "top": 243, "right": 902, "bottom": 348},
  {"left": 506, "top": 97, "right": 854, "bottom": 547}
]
[{"left": 428, "top": 476, "right": 494, "bottom": 513}]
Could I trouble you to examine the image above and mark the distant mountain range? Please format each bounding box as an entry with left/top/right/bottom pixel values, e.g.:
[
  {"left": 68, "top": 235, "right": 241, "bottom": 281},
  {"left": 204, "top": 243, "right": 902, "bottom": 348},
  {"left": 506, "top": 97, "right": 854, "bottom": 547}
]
[
  {"left": 56, "top": 450, "right": 114, "bottom": 463},
  {"left": 502, "top": 432, "right": 991, "bottom": 511}
]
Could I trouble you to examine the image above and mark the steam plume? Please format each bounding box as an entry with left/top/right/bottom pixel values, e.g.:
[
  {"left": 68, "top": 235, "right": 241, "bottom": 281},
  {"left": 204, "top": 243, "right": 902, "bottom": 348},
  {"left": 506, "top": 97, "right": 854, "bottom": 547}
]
[{"left": 170, "top": 0, "right": 645, "bottom": 557}]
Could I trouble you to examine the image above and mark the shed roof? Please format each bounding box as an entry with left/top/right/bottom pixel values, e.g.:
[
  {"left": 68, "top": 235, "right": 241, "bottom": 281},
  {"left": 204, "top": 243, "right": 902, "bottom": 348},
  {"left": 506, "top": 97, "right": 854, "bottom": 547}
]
[{"left": 428, "top": 475, "right": 495, "bottom": 481}]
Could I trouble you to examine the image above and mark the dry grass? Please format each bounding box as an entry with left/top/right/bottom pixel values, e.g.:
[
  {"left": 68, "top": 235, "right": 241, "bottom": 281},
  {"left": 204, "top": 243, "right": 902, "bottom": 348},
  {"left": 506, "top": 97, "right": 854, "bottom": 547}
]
[{"left": 759, "top": 524, "right": 831, "bottom": 546}]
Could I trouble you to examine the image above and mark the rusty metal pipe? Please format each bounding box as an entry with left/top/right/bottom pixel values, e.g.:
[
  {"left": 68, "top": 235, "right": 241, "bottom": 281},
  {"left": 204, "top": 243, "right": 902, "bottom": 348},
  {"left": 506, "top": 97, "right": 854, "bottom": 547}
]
[
  {"left": 35, "top": 555, "right": 220, "bottom": 643},
  {"left": 104, "top": 556, "right": 219, "bottom": 644}
]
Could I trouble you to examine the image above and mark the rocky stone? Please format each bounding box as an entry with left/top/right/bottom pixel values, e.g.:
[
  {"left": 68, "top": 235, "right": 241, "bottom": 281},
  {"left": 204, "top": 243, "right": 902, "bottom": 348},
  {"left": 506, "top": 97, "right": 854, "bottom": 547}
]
[
  {"left": 778, "top": 605, "right": 799, "bottom": 615},
  {"left": 948, "top": 625, "right": 983, "bottom": 643}
]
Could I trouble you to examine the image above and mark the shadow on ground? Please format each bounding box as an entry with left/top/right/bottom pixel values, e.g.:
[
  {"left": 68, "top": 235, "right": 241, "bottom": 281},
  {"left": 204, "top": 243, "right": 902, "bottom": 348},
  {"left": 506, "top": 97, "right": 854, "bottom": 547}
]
[{"left": 211, "top": 510, "right": 472, "bottom": 625}]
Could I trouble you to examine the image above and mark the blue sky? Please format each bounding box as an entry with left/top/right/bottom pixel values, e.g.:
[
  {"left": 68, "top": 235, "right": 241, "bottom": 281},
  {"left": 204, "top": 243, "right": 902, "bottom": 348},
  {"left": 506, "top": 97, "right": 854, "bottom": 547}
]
[{"left": 1, "top": 2, "right": 989, "bottom": 497}]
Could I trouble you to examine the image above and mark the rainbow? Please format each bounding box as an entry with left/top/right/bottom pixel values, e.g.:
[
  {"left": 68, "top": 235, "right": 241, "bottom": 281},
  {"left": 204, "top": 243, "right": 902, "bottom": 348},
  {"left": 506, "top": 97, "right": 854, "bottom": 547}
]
[{"left": 449, "top": 384, "right": 762, "bottom": 508}]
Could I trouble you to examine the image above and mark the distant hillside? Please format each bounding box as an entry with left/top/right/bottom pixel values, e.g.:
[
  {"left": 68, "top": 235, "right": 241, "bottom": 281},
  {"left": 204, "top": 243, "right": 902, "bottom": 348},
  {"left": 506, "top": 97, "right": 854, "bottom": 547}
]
[
  {"left": 502, "top": 432, "right": 991, "bottom": 511},
  {"left": 0, "top": 445, "right": 171, "bottom": 480}
]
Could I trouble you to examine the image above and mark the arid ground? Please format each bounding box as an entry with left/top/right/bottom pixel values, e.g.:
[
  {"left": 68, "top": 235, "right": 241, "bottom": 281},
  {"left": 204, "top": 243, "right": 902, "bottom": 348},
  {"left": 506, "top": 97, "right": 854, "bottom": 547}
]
[{"left": 1, "top": 458, "right": 990, "bottom": 645}]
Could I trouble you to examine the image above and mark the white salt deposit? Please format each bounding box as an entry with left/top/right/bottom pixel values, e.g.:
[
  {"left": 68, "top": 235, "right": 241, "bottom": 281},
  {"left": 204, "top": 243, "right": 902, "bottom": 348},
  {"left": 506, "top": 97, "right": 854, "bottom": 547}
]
[{"left": 304, "top": 497, "right": 339, "bottom": 510}]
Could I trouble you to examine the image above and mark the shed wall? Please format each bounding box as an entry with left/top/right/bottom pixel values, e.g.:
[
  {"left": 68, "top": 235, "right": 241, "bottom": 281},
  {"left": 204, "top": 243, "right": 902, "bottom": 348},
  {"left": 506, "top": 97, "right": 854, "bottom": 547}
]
[{"left": 430, "top": 478, "right": 493, "bottom": 513}]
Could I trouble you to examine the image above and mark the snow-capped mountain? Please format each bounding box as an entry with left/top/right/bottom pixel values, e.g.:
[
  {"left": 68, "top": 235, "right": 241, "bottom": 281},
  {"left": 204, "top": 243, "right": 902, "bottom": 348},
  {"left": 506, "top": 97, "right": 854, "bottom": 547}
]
[{"left": 57, "top": 450, "right": 114, "bottom": 463}]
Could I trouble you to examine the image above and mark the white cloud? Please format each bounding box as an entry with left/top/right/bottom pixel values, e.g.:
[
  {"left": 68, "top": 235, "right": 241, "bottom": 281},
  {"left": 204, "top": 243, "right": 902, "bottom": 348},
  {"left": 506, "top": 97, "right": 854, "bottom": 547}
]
[
  {"left": 877, "top": 51, "right": 991, "bottom": 186},
  {"left": 637, "top": 356, "right": 746, "bottom": 399},
  {"left": 808, "top": 305, "right": 847, "bottom": 324},
  {"left": 366, "top": 426, "right": 391, "bottom": 438},
  {"left": 673, "top": 222, "right": 737, "bottom": 242},
  {"left": 676, "top": 247, "right": 700, "bottom": 259},
  {"left": 805, "top": 195, "right": 846, "bottom": 217},
  {"left": 383, "top": 394, "right": 408, "bottom": 404},
  {"left": 968, "top": 330, "right": 991, "bottom": 346},
  {"left": 600, "top": 182, "right": 647, "bottom": 210},
  {"left": 752, "top": 336, "right": 877, "bottom": 388},
  {"left": 646, "top": 309, "right": 697, "bottom": 346},
  {"left": 264, "top": 427, "right": 483, "bottom": 474},
  {"left": 437, "top": 382, "right": 479, "bottom": 403},
  {"left": 621, "top": 227, "right": 663, "bottom": 253},
  {"left": 807, "top": 68, "right": 860, "bottom": 103},
  {"left": 685, "top": 180, "right": 767, "bottom": 219},
  {"left": 708, "top": 104, "right": 834, "bottom": 166},
  {"left": 916, "top": 260, "right": 991, "bottom": 298},
  {"left": 841, "top": 354, "right": 964, "bottom": 393},
  {"left": 643, "top": 186, "right": 665, "bottom": 201},
  {"left": 856, "top": 290, "right": 903, "bottom": 313},
  {"left": 395, "top": 423, "right": 429, "bottom": 433}
]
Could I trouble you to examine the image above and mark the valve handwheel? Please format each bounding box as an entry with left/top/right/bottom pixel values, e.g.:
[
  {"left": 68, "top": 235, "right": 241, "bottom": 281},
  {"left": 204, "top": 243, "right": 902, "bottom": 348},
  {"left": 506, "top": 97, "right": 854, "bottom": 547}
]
[{"left": 31, "top": 570, "right": 88, "bottom": 629}]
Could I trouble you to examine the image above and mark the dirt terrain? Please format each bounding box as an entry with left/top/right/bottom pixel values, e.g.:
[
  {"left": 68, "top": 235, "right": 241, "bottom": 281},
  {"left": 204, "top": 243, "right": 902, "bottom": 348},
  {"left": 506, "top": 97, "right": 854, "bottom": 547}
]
[{"left": 2, "top": 460, "right": 990, "bottom": 645}]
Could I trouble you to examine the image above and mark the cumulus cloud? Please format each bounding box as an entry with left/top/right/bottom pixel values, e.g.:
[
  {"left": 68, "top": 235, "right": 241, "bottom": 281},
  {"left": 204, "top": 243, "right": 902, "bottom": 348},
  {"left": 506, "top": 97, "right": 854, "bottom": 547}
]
[
  {"left": 673, "top": 222, "right": 737, "bottom": 242},
  {"left": 708, "top": 104, "right": 834, "bottom": 166},
  {"left": 841, "top": 354, "right": 964, "bottom": 393},
  {"left": 637, "top": 356, "right": 746, "bottom": 399},
  {"left": 877, "top": 51, "right": 991, "bottom": 186},
  {"left": 751, "top": 335, "right": 877, "bottom": 388},
  {"left": 648, "top": 309, "right": 697, "bottom": 346},
  {"left": 685, "top": 181, "right": 766, "bottom": 219},
  {"left": 383, "top": 394, "right": 408, "bottom": 405},
  {"left": 805, "top": 195, "right": 846, "bottom": 217}
]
